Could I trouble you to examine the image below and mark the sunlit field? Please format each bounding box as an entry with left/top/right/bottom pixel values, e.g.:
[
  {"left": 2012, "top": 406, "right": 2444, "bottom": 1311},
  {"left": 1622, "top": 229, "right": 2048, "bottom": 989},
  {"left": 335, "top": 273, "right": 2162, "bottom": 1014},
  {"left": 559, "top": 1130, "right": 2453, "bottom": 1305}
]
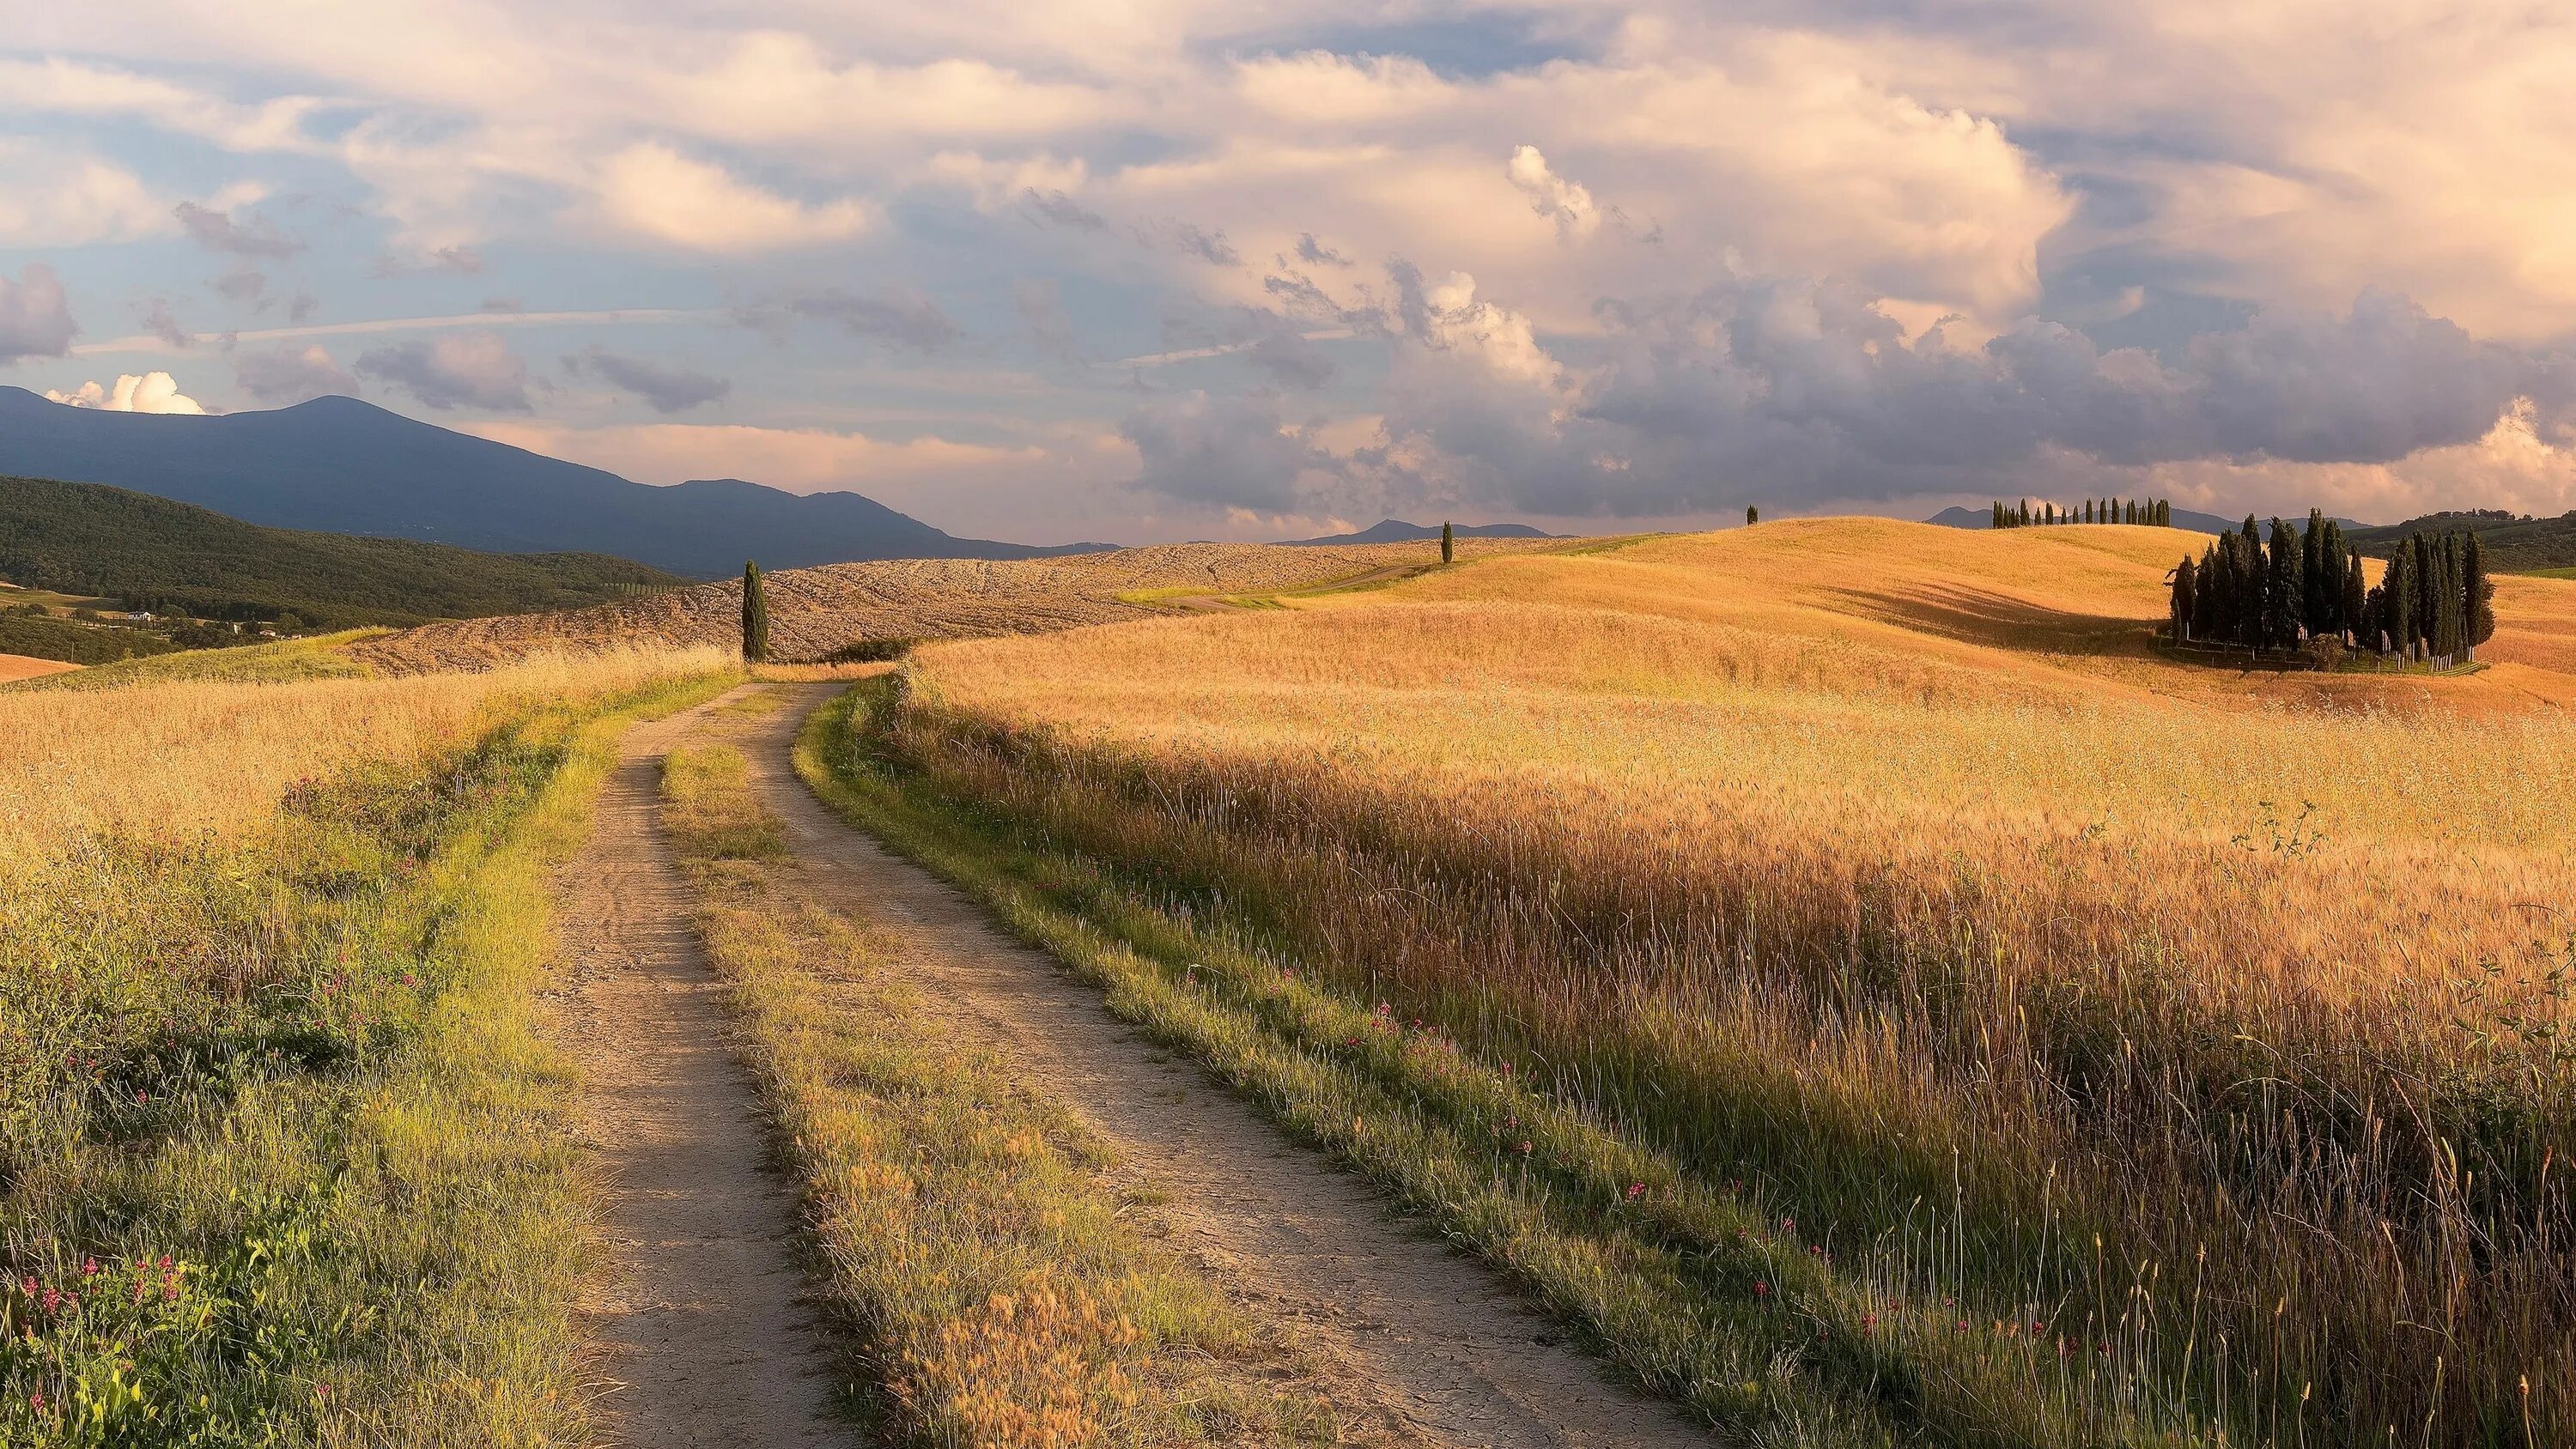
[
  {"left": 882, "top": 519, "right": 2576, "bottom": 1445},
  {"left": 1, "top": 646, "right": 732, "bottom": 1445}
]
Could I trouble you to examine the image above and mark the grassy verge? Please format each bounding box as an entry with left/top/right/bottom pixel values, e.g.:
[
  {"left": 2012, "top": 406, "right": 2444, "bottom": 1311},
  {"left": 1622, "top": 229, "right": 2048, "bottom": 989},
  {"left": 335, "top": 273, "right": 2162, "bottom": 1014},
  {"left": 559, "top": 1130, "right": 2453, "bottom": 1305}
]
[
  {"left": 793, "top": 680, "right": 2241, "bottom": 1449},
  {"left": 1, "top": 668, "right": 734, "bottom": 1446},
  {"left": 8, "top": 631, "right": 388, "bottom": 691},
  {"left": 658, "top": 731, "right": 1352, "bottom": 1448}
]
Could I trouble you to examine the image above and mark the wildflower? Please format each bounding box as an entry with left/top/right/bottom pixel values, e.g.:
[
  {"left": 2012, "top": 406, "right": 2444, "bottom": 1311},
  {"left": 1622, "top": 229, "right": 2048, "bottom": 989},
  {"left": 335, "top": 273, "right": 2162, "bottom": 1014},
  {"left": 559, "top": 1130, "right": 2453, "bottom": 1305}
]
[
  {"left": 1862, "top": 1313, "right": 1877, "bottom": 1331},
  {"left": 1516, "top": 1140, "right": 1533, "bottom": 1154},
  {"left": 28, "top": 1391, "right": 42, "bottom": 1411},
  {"left": 41, "top": 1288, "right": 60, "bottom": 1313},
  {"left": 1625, "top": 1182, "right": 1646, "bottom": 1201},
  {"left": 81, "top": 1259, "right": 95, "bottom": 1277},
  {"left": 1753, "top": 1281, "right": 1770, "bottom": 1300}
]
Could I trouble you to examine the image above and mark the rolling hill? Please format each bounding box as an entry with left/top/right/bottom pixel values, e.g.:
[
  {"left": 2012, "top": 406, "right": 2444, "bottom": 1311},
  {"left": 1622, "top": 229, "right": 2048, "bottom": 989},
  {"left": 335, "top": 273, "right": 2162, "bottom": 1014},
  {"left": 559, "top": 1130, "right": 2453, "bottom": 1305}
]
[
  {"left": 0, "top": 388, "right": 1114, "bottom": 577},
  {"left": 1279, "top": 518, "right": 1561, "bottom": 545},
  {"left": 0, "top": 473, "right": 683, "bottom": 629}
]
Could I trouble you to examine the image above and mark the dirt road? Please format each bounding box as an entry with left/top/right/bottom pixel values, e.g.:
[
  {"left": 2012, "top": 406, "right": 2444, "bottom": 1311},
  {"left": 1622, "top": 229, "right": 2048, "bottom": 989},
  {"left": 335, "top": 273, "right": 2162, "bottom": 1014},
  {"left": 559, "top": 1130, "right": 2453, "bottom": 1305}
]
[
  {"left": 738, "top": 683, "right": 1711, "bottom": 1449},
  {"left": 554, "top": 688, "right": 853, "bottom": 1448}
]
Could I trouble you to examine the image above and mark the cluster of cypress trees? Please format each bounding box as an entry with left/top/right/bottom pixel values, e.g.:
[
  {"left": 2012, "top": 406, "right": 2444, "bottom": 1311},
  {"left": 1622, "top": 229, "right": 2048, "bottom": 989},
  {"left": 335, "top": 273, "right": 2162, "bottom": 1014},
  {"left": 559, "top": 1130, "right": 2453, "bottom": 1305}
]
[
  {"left": 1992, "top": 497, "right": 2172, "bottom": 528},
  {"left": 2168, "top": 512, "right": 2495, "bottom": 665}
]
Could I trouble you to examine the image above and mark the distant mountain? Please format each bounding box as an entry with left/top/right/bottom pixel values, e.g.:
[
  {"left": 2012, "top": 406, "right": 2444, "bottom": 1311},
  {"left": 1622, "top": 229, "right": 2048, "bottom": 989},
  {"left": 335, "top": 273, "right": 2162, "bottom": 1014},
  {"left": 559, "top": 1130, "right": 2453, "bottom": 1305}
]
[
  {"left": 1925, "top": 504, "right": 2360, "bottom": 539},
  {"left": 1280, "top": 518, "right": 1560, "bottom": 546},
  {"left": 2344, "top": 509, "right": 2576, "bottom": 573},
  {"left": 1, "top": 474, "right": 684, "bottom": 629},
  {"left": 0, "top": 388, "right": 1115, "bottom": 577}
]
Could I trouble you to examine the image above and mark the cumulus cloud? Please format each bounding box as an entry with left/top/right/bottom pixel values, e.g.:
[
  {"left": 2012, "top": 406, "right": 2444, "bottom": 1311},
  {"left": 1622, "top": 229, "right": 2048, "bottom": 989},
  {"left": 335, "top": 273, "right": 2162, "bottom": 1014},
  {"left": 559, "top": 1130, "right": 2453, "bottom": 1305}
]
[
  {"left": 0, "top": 264, "right": 78, "bottom": 364},
  {"left": 173, "top": 200, "right": 303, "bottom": 258},
  {"left": 1121, "top": 392, "right": 1341, "bottom": 511},
  {"left": 45, "top": 372, "right": 206, "bottom": 414},
  {"left": 354, "top": 330, "right": 532, "bottom": 411},
  {"left": 593, "top": 142, "right": 868, "bottom": 252},
  {"left": 562, "top": 345, "right": 731, "bottom": 413},
  {"left": 236, "top": 344, "right": 355, "bottom": 404},
  {"left": 737, "top": 288, "right": 958, "bottom": 350},
  {"left": 1504, "top": 145, "right": 1600, "bottom": 238}
]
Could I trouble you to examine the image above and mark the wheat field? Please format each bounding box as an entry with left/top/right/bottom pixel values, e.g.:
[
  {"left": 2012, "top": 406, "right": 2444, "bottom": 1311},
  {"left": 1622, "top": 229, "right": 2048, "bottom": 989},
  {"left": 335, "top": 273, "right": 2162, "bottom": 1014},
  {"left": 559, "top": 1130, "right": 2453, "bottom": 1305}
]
[{"left": 889, "top": 519, "right": 2576, "bottom": 1444}]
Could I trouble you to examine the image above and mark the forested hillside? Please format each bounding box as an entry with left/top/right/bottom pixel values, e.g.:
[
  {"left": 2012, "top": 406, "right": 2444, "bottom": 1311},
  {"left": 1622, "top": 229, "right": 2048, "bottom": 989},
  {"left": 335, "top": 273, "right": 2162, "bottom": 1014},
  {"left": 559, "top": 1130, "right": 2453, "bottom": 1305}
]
[
  {"left": 0, "top": 475, "right": 682, "bottom": 629},
  {"left": 2346, "top": 508, "right": 2576, "bottom": 573}
]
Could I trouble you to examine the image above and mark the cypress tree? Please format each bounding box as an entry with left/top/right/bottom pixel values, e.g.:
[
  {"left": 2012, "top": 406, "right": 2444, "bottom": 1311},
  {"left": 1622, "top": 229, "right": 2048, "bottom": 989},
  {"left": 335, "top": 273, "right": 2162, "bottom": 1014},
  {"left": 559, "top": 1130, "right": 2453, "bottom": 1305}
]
[
  {"left": 1992, "top": 500, "right": 2007, "bottom": 529},
  {"left": 1442, "top": 520, "right": 1455, "bottom": 562},
  {"left": 2172, "top": 555, "right": 2197, "bottom": 640},
  {"left": 2414, "top": 535, "right": 2441, "bottom": 659},
  {"left": 2263, "top": 518, "right": 2301, "bottom": 648},
  {"left": 2084, "top": 499, "right": 2094, "bottom": 524},
  {"left": 2440, "top": 533, "right": 2465, "bottom": 662},
  {"left": 2158, "top": 500, "right": 2172, "bottom": 526},
  {"left": 741, "top": 560, "right": 769, "bottom": 664},
  {"left": 1747, "top": 506, "right": 1759, "bottom": 525},
  {"left": 2464, "top": 533, "right": 2495, "bottom": 654},
  {"left": 2389, "top": 543, "right": 2417, "bottom": 658},
  {"left": 2340, "top": 546, "right": 2365, "bottom": 643},
  {"left": 2300, "top": 510, "right": 2325, "bottom": 634}
]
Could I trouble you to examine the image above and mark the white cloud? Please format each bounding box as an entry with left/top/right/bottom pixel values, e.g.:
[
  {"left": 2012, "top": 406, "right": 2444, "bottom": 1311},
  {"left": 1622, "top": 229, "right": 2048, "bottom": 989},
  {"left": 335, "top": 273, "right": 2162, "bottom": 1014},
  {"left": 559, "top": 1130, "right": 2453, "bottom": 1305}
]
[
  {"left": 590, "top": 142, "right": 870, "bottom": 252},
  {"left": 45, "top": 371, "right": 206, "bottom": 414},
  {"left": 1504, "top": 145, "right": 1601, "bottom": 239},
  {"left": 0, "top": 142, "right": 172, "bottom": 246}
]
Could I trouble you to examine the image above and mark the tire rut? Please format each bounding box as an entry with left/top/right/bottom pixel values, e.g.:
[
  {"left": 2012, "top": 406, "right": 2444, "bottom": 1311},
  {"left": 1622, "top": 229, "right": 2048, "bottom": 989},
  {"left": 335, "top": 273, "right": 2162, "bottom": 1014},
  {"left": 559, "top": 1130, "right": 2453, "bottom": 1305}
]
[
  {"left": 742, "top": 682, "right": 1714, "bottom": 1449},
  {"left": 554, "top": 688, "right": 854, "bottom": 1448}
]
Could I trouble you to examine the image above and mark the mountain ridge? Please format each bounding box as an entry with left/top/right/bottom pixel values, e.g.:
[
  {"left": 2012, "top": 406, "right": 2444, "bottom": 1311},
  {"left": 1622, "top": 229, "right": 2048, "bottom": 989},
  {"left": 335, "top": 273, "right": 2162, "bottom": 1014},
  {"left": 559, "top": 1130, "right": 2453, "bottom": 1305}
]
[{"left": 0, "top": 389, "right": 1115, "bottom": 577}]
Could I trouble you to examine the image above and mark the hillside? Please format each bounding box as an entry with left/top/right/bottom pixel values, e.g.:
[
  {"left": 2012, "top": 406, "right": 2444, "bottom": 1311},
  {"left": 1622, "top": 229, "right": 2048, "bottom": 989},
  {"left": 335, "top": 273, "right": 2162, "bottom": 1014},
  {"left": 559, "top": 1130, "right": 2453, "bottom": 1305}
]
[
  {"left": 2344, "top": 507, "right": 2576, "bottom": 572},
  {"left": 355, "top": 534, "right": 1572, "bottom": 671},
  {"left": 0, "top": 474, "right": 683, "bottom": 630},
  {"left": 0, "top": 388, "right": 1115, "bottom": 577},
  {"left": 1279, "top": 518, "right": 1561, "bottom": 545}
]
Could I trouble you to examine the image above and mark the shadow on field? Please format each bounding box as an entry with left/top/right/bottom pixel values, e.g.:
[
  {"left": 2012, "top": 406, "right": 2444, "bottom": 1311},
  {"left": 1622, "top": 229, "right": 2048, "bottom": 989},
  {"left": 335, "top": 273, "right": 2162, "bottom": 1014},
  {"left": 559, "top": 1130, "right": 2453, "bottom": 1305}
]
[{"left": 1820, "top": 581, "right": 2160, "bottom": 658}]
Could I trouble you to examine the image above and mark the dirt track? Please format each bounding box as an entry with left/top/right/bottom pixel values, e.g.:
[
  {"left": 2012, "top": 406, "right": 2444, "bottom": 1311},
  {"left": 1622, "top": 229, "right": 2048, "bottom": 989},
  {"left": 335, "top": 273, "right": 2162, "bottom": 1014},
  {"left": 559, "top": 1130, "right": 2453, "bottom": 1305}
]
[
  {"left": 554, "top": 688, "right": 853, "bottom": 1448},
  {"left": 736, "top": 684, "right": 1713, "bottom": 1448}
]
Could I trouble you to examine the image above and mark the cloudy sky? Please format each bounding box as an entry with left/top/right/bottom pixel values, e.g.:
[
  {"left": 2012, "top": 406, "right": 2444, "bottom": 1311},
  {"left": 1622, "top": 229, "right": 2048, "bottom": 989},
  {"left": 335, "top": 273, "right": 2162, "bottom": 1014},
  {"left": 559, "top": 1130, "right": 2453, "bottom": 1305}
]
[{"left": 4, "top": 2, "right": 2575, "bottom": 543}]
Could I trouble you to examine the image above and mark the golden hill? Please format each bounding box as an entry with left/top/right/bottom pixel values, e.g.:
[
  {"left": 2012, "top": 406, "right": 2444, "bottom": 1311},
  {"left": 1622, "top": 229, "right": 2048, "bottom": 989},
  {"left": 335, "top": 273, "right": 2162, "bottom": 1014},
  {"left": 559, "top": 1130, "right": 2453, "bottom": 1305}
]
[{"left": 877, "top": 514, "right": 2576, "bottom": 1440}]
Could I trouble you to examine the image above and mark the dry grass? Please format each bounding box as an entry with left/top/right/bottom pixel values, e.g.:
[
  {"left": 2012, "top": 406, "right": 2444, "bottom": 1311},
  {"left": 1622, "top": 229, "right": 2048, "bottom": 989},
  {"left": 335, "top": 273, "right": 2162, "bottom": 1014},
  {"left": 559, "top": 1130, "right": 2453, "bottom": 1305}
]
[
  {"left": 354, "top": 537, "right": 1575, "bottom": 671},
  {"left": 1, "top": 647, "right": 734, "bottom": 1446},
  {"left": 0, "top": 646, "right": 731, "bottom": 852},
  {"left": 884, "top": 518, "right": 2576, "bottom": 1445}
]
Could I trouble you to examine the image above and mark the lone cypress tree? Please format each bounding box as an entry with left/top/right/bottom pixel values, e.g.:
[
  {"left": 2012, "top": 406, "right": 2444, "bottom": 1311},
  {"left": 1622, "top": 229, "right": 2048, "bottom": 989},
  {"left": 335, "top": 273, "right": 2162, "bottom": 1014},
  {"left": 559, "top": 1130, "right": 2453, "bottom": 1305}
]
[
  {"left": 741, "top": 560, "right": 769, "bottom": 664},
  {"left": 2171, "top": 554, "right": 2196, "bottom": 641},
  {"left": 1747, "top": 505, "right": 1759, "bottom": 525},
  {"left": 2464, "top": 533, "right": 2495, "bottom": 655},
  {"left": 1441, "top": 520, "right": 1455, "bottom": 564}
]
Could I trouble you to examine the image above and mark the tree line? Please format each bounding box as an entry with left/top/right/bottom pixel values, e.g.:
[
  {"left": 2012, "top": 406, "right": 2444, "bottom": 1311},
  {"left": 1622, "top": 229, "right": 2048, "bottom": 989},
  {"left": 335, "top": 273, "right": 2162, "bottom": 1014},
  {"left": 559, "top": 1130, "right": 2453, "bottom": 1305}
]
[
  {"left": 2169, "top": 511, "right": 2495, "bottom": 665},
  {"left": 1992, "top": 497, "right": 2172, "bottom": 528}
]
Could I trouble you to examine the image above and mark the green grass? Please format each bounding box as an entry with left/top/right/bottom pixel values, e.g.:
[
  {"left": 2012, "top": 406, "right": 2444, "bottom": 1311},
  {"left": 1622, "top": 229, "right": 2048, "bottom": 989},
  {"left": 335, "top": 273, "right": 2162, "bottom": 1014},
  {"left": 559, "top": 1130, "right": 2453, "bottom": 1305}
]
[
  {"left": 794, "top": 681, "right": 2233, "bottom": 1449},
  {"left": 660, "top": 726, "right": 1347, "bottom": 1447},
  {"left": 9, "top": 632, "right": 388, "bottom": 691},
  {"left": 1, "top": 670, "right": 734, "bottom": 1446}
]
